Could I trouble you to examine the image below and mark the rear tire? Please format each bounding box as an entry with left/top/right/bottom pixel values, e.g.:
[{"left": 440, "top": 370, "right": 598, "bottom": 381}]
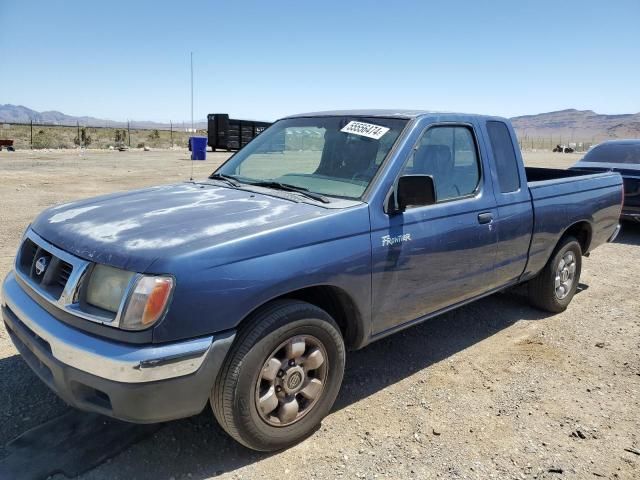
[
  {"left": 528, "top": 236, "right": 582, "bottom": 312},
  {"left": 211, "top": 300, "right": 345, "bottom": 451}
]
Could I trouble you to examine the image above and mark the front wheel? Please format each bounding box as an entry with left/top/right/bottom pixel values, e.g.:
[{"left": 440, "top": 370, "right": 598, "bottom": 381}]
[
  {"left": 528, "top": 236, "right": 582, "bottom": 312},
  {"left": 211, "top": 300, "right": 345, "bottom": 451}
]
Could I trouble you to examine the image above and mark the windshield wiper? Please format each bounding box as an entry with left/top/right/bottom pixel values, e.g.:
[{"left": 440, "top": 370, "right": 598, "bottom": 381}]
[
  {"left": 249, "top": 181, "right": 330, "bottom": 204},
  {"left": 209, "top": 173, "right": 242, "bottom": 187}
]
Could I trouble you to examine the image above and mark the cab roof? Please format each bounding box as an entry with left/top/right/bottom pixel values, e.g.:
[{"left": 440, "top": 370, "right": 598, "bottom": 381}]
[{"left": 283, "top": 109, "right": 508, "bottom": 122}]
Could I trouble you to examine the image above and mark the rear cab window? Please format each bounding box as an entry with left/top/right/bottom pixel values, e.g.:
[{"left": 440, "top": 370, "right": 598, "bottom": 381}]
[{"left": 486, "top": 121, "right": 521, "bottom": 193}]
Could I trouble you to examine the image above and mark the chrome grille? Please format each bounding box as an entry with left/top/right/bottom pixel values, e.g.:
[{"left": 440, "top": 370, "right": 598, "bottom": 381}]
[
  {"left": 15, "top": 230, "right": 121, "bottom": 326},
  {"left": 18, "top": 238, "right": 38, "bottom": 273},
  {"left": 17, "top": 238, "right": 73, "bottom": 298},
  {"left": 57, "top": 261, "right": 73, "bottom": 288}
]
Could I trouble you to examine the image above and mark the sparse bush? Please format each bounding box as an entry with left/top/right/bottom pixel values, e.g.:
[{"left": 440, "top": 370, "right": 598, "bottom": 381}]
[
  {"left": 137, "top": 142, "right": 145, "bottom": 148},
  {"left": 32, "top": 130, "right": 56, "bottom": 149},
  {"left": 2, "top": 123, "right": 192, "bottom": 149},
  {"left": 32, "top": 132, "right": 72, "bottom": 149},
  {"left": 74, "top": 127, "right": 92, "bottom": 147},
  {"left": 114, "top": 129, "right": 127, "bottom": 143},
  {"left": 148, "top": 129, "right": 160, "bottom": 140}
]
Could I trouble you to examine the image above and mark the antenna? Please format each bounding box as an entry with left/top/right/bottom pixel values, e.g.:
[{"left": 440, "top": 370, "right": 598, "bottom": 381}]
[{"left": 190, "top": 51, "right": 194, "bottom": 181}]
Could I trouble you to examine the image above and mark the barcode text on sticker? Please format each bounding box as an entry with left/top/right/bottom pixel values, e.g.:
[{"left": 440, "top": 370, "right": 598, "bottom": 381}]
[{"left": 340, "top": 121, "right": 390, "bottom": 140}]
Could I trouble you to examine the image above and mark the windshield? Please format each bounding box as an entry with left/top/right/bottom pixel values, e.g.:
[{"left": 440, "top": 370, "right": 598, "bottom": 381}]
[
  {"left": 213, "top": 116, "right": 408, "bottom": 199},
  {"left": 582, "top": 143, "right": 640, "bottom": 164}
]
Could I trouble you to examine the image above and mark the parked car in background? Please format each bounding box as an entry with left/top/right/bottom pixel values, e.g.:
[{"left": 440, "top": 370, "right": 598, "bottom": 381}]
[
  {"left": 571, "top": 140, "right": 640, "bottom": 222},
  {"left": 2, "top": 110, "right": 623, "bottom": 452}
]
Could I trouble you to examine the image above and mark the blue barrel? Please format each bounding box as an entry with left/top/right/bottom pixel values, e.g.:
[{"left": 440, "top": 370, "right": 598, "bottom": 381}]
[{"left": 190, "top": 136, "right": 207, "bottom": 160}]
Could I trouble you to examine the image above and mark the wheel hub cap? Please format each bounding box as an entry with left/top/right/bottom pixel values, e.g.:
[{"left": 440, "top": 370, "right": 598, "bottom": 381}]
[
  {"left": 255, "top": 335, "right": 328, "bottom": 426},
  {"left": 554, "top": 252, "right": 576, "bottom": 300},
  {"left": 283, "top": 366, "right": 305, "bottom": 394}
]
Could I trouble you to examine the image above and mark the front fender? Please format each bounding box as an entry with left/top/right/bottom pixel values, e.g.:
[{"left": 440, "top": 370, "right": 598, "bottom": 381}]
[{"left": 152, "top": 232, "right": 372, "bottom": 343}]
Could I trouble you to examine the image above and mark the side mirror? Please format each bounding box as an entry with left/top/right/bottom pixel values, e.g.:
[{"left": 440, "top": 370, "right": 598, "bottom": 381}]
[{"left": 394, "top": 174, "right": 436, "bottom": 212}]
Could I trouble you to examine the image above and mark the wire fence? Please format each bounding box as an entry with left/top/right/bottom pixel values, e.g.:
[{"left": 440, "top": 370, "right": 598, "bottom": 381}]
[
  {"left": 0, "top": 120, "right": 206, "bottom": 150},
  {"left": 0, "top": 120, "right": 611, "bottom": 152},
  {"left": 514, "top": 133, "right": 606, "bottom": 152}
]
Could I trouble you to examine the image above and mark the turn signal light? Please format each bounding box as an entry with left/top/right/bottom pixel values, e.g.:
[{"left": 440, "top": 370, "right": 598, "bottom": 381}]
[{"left": 120, "top": 276, "right": 174, "bottom": 330}]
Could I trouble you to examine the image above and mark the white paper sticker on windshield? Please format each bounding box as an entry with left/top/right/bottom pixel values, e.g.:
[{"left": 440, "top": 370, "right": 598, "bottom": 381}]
[{"left": 340, "top": 121, "right": 390, "bottom": 140}]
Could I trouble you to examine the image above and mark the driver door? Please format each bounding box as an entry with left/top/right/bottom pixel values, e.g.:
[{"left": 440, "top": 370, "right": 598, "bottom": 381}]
[{"left": 370, "top": 123, "right": 499, "bottom": 335}]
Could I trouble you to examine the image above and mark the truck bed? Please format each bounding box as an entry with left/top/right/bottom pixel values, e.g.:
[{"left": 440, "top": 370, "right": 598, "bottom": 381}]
[
  {"left": 525, "top": 166, "right": 591, "bottom": 182},
  {"left": 522, "top": 167, "right": 622, "bottom": 279}
]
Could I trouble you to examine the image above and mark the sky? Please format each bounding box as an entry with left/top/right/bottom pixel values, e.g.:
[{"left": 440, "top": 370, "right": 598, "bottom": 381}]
[{"left": 1, "top": 0, "right": 639, "bottom": 122}]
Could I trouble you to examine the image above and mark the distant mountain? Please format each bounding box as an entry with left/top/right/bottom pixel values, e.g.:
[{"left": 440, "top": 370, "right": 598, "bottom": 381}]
[
  {"left": 0, "top": 104, "right": 109, "bottom": 125},
  {"left": 3, "top": 105, "right": 640, "bottom": 139},
  {"left": 510, "top": 109, "right": 640, "bottom": 140},
  {"left": 0, "top": 104, "right": 207, "bottom": 130}
]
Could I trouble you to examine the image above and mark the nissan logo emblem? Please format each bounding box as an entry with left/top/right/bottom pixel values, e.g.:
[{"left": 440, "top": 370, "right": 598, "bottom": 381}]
[{"left": 35, "top": 256, "right": 49, "bottom": 276}]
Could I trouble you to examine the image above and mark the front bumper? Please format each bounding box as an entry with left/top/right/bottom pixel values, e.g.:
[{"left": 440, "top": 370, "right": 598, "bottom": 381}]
[{"left": 2, "top": 272, "right": 235, "bottom": 423}]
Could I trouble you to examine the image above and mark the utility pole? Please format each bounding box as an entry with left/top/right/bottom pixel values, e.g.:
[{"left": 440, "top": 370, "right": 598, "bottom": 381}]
[
  {"left": 190, "top": 52, "right": 194, "bottom": 133},
  {"left": 127, "top": 120, "right": 131, "bottom": 147},
  {"left": 30, "top": 119, "right": 33, "bottom": 149},
  {"left": 170, "top": 120, "right": 173, "bottom": 147},
  {"left": 190, "top": 51, "right": 195, "bottom": 181},
  {"left": 77, "top": 121, "right": 80, "bottom": 148}
]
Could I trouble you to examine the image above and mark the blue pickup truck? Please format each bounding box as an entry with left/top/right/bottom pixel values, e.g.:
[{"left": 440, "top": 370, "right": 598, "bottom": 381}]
[{"left": 2, "top": 110, "right": 623, "bottom": 451}]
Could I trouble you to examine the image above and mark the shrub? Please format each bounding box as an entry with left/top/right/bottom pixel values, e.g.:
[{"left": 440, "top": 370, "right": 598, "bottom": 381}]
[
  {"left": 74, "top": 127, "right": 92, "bottom": 147},
  {"left": 114, "top": 129, "right": 127, "bottom": 143},
  {"left": 32, "top": 130, "right": 56, "bottom": 149}
]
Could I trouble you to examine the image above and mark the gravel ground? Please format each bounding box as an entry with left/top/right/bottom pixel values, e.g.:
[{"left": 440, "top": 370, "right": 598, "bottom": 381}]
[{"left": 0, "top": 149, "right": 638, "bottom": 479}]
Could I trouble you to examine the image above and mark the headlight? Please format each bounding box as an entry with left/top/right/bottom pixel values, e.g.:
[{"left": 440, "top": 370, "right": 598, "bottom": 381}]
[
  {"left": 86, "top": 265, "right": 174, "bottom": 331},
  {"left": 120, "top": 275, "right": 174, "bottom": 330},
  {"left": 86, "top": 264, "right": 135, "bottom": 313}
]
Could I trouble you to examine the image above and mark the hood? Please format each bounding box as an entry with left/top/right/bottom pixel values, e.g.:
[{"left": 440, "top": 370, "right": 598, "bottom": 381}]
[{"left": 30, "top": 182, "right": 334, "bottom": 271}]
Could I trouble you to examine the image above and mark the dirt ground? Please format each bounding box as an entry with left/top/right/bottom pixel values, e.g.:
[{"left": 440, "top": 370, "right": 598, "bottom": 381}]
[{"left": 0, "top": 148, "right": 638, "bottom": 479}]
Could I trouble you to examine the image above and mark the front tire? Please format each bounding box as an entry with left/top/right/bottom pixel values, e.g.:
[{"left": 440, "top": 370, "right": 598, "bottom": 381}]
[
  {"left": 528, "top": 236, "right": 582, "bottom": 312},
  {"left": 211, "top": 300, "right": 345, "bottom": 451}
]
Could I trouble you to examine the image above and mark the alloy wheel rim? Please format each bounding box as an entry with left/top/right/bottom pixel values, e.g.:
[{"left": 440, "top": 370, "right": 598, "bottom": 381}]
[
  {"left": 255, "top": 334, "right": 328, "bottom": 427},
  {"left": 554, "top": 251, "right": 576, "bottom": 300}
]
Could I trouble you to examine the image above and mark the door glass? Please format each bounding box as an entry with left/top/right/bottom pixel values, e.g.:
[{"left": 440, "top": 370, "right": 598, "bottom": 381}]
[{"left": 401, "top": 126, "right": 481, "bottom": 202}]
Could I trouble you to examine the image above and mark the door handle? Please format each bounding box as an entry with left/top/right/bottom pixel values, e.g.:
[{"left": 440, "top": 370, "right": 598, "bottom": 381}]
[{"left": 477, "top": 212, "right": 494, "bottom": 224}]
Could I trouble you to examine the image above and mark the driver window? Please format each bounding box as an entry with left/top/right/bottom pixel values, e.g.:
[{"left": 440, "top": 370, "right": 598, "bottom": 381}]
[{"left": 401, "top": 125, "right": 480, "bottom": 202}]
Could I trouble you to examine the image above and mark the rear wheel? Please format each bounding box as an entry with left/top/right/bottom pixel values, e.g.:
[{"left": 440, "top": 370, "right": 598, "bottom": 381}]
[
  {"left": 211, "top": 300, "right": 345, "bottom": 451},
  {"left": 528, "top": 236, "right": 582, "bottom": 312}
]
